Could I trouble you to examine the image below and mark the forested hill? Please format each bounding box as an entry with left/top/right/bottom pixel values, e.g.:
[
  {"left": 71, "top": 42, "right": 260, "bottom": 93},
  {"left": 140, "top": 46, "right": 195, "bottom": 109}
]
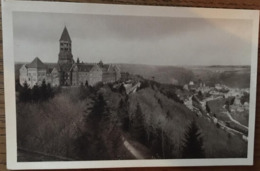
[{"left": 17, "top": 78, "right": 247, "bottom": 160}]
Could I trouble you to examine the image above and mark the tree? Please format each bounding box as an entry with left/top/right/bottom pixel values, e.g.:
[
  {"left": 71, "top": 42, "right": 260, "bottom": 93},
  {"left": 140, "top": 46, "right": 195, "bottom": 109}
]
[
  {"left": 31, "top": 84, "right": 40, "bottom": 103},
  {"left": 182, "top": 120, "right": 205, "bottom": 158},
  {"left": 117, "top": 99, "right": 129, "bottom": 131},
  {"left": 40, "top": 79, "right": 48, "bottom": 101},
  {"left": 19, "top": 81, "right": 31, "bottom": 102},
  {"left": 85, "top": 80, "right": 89, "bottom": 87},
  {"left": 46, "top": 83, "right": 54, "bottom": 99},
  {"left": 15, "top": 79, "right": 22, "bottom": 92},
  {"left": 241, "top": 92, "right": 249, "bottom": 105},
  {"left": 130, "top": 103, "right": 146, "bottom": 144},
  {"left": 89, "top": 93, "right": 109, "bottom": 118}
]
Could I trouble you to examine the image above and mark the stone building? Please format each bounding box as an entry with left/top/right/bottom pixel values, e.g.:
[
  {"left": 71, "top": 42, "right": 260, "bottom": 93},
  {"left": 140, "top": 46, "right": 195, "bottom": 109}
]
[
  {"left": 19, "top": 57, "right": 60, "bottom": 87},
  {"left": 19, "top": 26, "right": 121, "bottom": 87}
]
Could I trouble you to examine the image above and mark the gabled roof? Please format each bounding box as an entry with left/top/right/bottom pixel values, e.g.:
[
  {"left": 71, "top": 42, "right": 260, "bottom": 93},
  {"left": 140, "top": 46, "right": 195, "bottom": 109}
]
[
  {"left": 47, "top": 68, "right": 53, "bottom": 74},
  {"left": 71, "top": 63, "right": 94, "bottom": 72},
  {"left": 27, "top": 57, "right": 46, "bottom": 69},
  {"left": 77, "top": 64, "right": 93, "bottom": 72},
  {"left": 60, "top": 63, "right": 72, "bottom": 72},
  {"left": 101, "top": 64, "right": 110, "bottom": 72},
  {"left": 103, "top": 64, "right": 120, "bottom": 72},
  {"left": 60, "top": 26, "right": 71, "bottom": 42},
  {"left": 46, "top": 65, "right": 60, "bottom": 74}
]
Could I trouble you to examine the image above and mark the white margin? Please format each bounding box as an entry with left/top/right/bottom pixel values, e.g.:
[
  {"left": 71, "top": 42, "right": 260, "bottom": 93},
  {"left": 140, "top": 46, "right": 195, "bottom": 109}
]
[{"left": 1, "top": 0, "right": 259, "bottom": 170}]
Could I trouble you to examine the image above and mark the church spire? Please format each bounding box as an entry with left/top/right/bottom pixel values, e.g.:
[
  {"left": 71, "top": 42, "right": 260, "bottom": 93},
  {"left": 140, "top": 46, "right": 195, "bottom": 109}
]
[{"left": 60, "top": 26, "right": 71, "bottom": 42}]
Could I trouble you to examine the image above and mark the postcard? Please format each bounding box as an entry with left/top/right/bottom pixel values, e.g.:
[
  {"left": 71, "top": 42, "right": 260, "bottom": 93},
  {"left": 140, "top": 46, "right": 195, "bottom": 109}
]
[{"left": 2, "top": 0, "right": 259, "bottom": 169}]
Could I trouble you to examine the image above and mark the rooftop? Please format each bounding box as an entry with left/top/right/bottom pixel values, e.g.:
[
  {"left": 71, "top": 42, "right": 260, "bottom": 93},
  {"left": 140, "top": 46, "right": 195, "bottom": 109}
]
[
  {"left": 60, "top": 26, "right": 71, "bottom": 42},
  {"left": 27, "top": 57, "right": 46, "bottom": 69}
]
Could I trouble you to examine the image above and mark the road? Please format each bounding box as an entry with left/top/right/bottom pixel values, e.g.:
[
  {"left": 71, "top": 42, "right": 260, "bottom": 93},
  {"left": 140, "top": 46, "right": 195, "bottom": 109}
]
[
  {"left": 121, "top": 136, "right": 145, "bottom": 159},
  {"left": 225, "top": 111, "right": 248, "bottom": 130}
]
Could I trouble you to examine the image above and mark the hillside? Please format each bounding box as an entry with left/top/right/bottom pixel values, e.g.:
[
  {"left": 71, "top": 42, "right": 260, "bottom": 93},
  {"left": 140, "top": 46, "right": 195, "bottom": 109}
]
[
  {"left": 118, "top": 63, "right": 194, "bottom": 85},
  {"left": 185, "top": 65, "right": 250, "bottom": 88},
  {"left": 124, "top": 86, "right": 247, "bottom": 158},
  {"left": 17, "top": 78, "right": 248, "bottom": 161}
]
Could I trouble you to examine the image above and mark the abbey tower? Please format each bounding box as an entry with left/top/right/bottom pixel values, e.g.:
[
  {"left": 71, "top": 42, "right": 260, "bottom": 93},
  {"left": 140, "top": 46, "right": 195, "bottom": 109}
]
[
  {"left": 58, "top": 26, "right": 74, "bottom": 65},
  {"left": 58, "top": 26, "right": 74, "bottom": 86}
]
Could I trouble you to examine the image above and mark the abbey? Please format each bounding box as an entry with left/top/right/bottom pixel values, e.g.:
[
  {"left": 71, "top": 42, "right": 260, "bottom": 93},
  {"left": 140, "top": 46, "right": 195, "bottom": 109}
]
[{"left": 19, "top": 27, "right": 121, "bottom": 87}]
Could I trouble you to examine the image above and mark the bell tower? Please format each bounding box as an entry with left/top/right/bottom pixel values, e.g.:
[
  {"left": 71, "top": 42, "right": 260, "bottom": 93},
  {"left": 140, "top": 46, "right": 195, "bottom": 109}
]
[{"left": 58, "top": 26, "right": 73, "bottom": 65}]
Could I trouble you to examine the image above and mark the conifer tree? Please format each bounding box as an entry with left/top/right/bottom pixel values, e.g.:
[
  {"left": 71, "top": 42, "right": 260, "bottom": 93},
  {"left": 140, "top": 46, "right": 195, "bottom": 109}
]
[
  {"left": 89, "top": 93, "right": 109, "bottom": 118},
  {"left": 19, "top": 81, "right": 31, "bottom": 102},
  {"left": 32, "top": 84, "right": 40, "bottom": 103},
  {"left": 40, "top": 79, "right": 48, "bottom": 101},
  {"left": 46, "top": 83, "right": 54, "bottom": 99},
  {"left": 182, "top": 120, "right": 205, "bottom": 158},
  {"left": 117, "top": 99, "right": 129, "bottom": 131},
  {"left": 131, "top": 103, "right": 146, "bottom": 143}
]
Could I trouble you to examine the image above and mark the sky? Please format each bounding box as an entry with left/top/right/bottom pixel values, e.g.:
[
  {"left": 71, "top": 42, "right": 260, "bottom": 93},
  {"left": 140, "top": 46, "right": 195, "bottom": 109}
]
[{"left": 13, "top": 11, "right": 253, "bottom": 66}]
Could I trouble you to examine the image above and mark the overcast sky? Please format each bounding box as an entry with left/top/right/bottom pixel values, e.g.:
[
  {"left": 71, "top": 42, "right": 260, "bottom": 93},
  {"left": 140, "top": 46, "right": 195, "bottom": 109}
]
[{"left": 13, "top": 12, "right": 252, "bottom": 66}]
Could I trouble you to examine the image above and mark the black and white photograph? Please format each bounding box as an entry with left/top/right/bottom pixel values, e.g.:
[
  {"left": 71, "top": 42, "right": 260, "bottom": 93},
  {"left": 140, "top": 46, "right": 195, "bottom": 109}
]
[{"left": 2, "top": 0, "right": 259, "bottom": 169}]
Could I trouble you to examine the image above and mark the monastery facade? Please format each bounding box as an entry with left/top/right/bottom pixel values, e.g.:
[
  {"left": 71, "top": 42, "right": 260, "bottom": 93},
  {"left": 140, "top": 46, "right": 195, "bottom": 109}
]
[{"left": 19, "top": 27, "right": 121, "bottom": 87}]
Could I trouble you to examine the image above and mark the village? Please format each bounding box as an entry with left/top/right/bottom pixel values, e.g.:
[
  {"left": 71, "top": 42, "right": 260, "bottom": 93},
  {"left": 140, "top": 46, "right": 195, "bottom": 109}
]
[{"left": 181, "top": 81, "right": 249, "bottom": 141}]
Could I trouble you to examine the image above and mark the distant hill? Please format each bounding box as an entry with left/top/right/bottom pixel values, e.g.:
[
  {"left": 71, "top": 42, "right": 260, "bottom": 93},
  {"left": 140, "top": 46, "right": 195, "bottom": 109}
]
[
  {"left": 185, "top": 66, "right": 250, "bottom": 88},
  {"left": 118, "top": 64, "right": 194, "bottom": 85},
  {"left": 119, "top": 64, "right": 250, "bottom": 88}
]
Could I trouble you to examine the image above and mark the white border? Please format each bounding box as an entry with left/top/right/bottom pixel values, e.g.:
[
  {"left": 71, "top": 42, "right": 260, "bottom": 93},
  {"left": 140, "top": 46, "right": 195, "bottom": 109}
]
[{"left": 2, "top": 0, "right": 259, "bottom": 170}]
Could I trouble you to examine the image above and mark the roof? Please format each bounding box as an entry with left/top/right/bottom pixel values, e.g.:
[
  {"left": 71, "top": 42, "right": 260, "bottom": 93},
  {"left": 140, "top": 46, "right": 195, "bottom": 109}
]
[
  {"left": 60, "top": 26, "right": 71, "bottom": 42},
  {"left": 71, "top": 63, "right": 94, "bottom": 72},
  {"left": 47, "top": 68, "right": 53, "bottom": 74},
  {"left": 101, "top": 64, "right": 110, "bottom": 72},
  {"left": 60, "top": 63, "right": 72, "bottom": 72},
  {"left": 27, "top": 57, "right": 46, "bottom": 69}
]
